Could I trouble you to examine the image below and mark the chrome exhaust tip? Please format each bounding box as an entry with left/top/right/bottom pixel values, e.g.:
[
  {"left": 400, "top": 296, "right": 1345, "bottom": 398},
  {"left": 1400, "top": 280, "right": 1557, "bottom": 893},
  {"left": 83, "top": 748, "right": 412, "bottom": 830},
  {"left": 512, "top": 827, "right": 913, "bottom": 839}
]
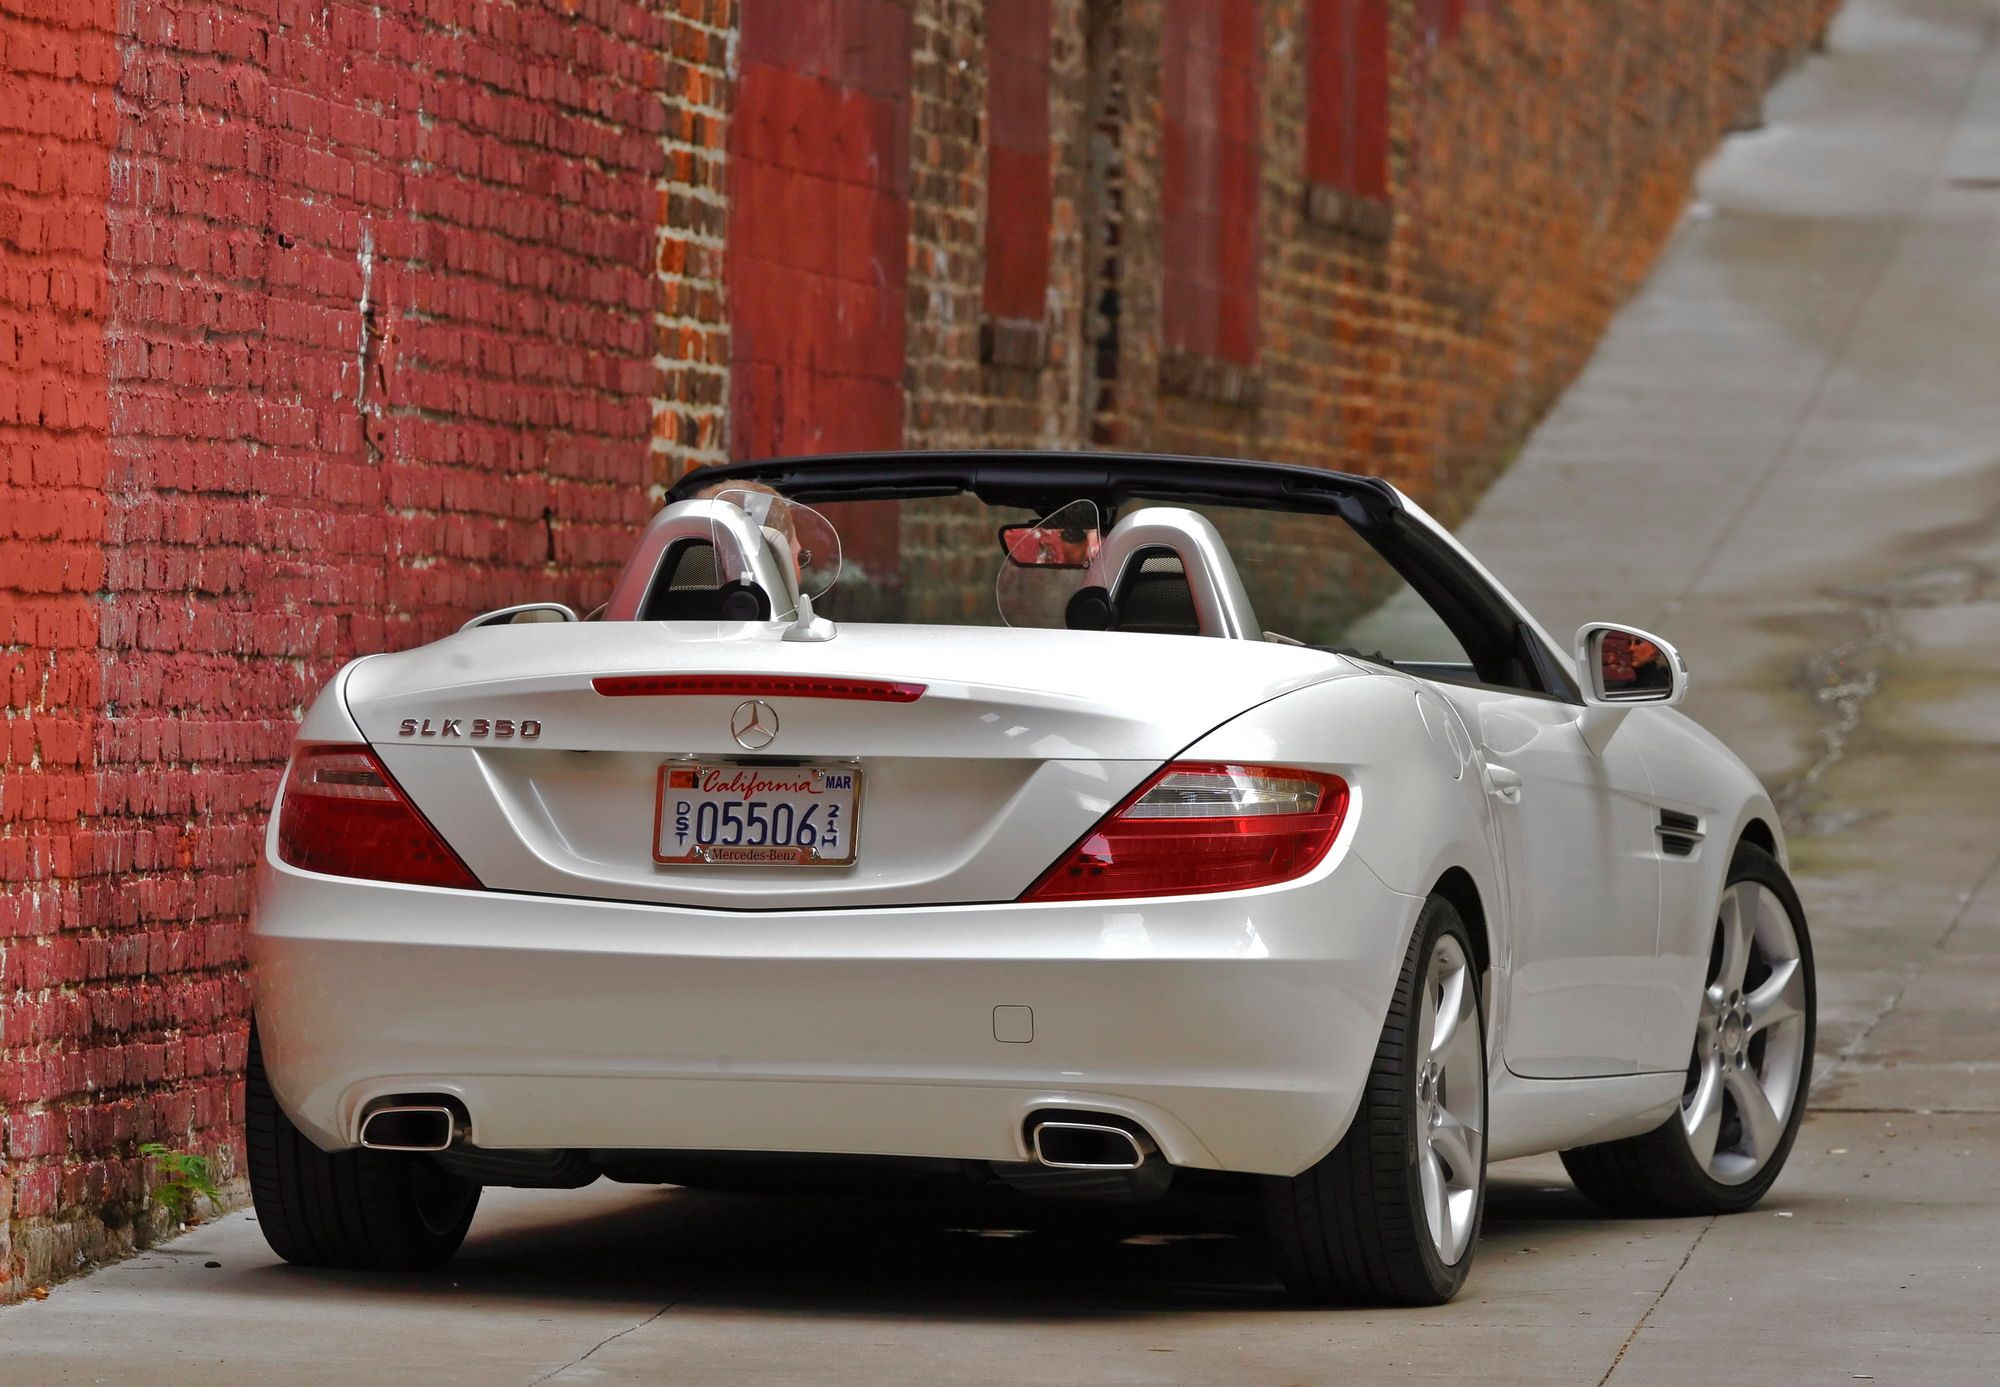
[
  {"left": 358, "top": 1103, "right": 459, "bottom": 1153},
  {"left": 1030, "top": 1120, "right": 1155, "bottom": 1171}
]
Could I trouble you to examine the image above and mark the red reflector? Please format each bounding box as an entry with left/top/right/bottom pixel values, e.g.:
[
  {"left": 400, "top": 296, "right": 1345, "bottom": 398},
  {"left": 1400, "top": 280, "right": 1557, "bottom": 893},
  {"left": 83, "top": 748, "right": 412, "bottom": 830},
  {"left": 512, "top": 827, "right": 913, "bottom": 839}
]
[
  {"left": 1022, "top": 763, "right": 1350, "bottom": 902},
  {"left": 591, "top": 674, "right": 926, "bottom": 703},
  {"left": 275, "top": 745, "right": 483, "bottom": 890}
]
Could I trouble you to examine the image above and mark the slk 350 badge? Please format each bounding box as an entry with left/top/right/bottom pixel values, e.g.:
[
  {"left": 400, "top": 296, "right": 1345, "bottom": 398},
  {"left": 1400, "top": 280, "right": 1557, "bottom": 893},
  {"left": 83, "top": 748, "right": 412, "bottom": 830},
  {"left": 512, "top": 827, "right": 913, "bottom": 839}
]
[{"left": 397, "top": 717, "right": 542, "bottom": 740}]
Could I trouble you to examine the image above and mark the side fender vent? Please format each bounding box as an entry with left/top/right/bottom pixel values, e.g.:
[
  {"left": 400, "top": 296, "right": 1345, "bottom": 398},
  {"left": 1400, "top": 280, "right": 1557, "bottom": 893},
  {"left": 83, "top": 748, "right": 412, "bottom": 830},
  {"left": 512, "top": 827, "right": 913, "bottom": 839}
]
[{"left": 1656, "top": 809, "right": 1704, "bottom": 858}]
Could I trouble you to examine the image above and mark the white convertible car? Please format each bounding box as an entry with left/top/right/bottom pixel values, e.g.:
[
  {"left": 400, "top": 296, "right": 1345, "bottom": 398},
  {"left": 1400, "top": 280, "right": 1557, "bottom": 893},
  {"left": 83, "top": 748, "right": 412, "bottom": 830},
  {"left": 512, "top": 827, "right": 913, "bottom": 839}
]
[{"left": 249, "top": 451, "right": 1814, "bottom": 1304}]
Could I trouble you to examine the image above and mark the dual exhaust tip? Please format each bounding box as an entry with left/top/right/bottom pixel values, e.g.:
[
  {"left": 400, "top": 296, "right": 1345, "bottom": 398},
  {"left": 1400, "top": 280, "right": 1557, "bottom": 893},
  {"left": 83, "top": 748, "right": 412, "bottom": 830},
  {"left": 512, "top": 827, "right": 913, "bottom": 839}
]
[
  {"left": 1029, "top": 1117, "right": 1158, "bottom": 1171},
  {"left": 361, "top": 1103, "right": 1159, "bottom": 1172},
  {"left": 358, "top": 1102, "right": 460, "bottom": 1153}
]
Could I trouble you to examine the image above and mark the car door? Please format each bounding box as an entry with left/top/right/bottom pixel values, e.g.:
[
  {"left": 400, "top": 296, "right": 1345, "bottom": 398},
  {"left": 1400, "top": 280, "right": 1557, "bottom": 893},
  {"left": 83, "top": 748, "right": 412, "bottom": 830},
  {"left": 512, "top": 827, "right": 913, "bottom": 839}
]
[
  {"left": 1225, "top": 492, "right": 1665, "bottom": 1078},
  {"left": 1431, "top": 683, "right": 1662, "bottom": 1078}
]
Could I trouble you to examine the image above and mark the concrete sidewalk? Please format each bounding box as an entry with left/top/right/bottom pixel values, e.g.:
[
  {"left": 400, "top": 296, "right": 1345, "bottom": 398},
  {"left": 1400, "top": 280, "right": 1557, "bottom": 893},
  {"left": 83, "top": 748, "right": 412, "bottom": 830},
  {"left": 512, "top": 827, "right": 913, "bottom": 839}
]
[{"left": 7, "top": 0, "right": 1999, "bottom": 1381}]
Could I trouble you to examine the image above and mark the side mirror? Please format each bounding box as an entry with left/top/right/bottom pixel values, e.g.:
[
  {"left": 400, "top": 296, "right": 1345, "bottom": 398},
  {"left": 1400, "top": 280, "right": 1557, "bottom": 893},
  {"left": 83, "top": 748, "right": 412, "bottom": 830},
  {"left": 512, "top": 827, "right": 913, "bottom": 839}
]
[
  {"left": 461, "top": 602, "right": 579, "bottom": 632},
  {"left": 1575, "top": 623, "right": 1686, "bottom": 707}
]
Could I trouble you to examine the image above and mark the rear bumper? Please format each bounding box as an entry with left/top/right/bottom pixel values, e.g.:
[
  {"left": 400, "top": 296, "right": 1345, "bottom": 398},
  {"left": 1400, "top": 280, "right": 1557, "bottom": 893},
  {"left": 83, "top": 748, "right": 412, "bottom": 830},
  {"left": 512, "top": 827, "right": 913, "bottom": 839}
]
[{"left": 250, "top": 854, "right": 1425, "bottom": 1178}]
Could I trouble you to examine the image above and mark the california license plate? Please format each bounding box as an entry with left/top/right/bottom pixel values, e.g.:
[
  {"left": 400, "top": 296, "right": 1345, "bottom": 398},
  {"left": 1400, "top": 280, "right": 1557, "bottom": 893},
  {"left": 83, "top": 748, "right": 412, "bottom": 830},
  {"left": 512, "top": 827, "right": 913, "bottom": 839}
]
[{"left": 653, "top": 762, "right": 862, "bottom": 866}]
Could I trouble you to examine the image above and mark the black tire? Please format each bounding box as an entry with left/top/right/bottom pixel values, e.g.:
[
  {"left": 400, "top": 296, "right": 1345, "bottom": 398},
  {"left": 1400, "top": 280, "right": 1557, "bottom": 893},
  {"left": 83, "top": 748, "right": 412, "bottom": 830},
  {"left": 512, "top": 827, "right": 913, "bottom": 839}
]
[
  {"left": 246, "top": 1030, "right": 480, "bottom": 1269},
  {"left": 1561, "top": 843, "right": 1815, "bottom": 1217},
  {"left": 1262, "top": 896, "right": 1488, "bottom": 1306}
]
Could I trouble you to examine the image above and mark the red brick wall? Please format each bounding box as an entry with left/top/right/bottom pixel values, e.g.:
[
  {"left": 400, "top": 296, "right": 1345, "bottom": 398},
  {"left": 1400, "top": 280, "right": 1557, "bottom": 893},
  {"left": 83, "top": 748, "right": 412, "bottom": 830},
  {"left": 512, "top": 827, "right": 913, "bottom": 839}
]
[
  {"left": 1161, "top": 0, "right": 1262, "bottom": 367},
  {"left": 2, "top": 0, "right": 685, "bottom": 1294},
  {"left": 983, "top": 0, "right": 1054, "bottom": 323},
  {"left": 1306, "top": 0, "right": 1391, "bottom": 205},
  {"left": 2, "top": 0, "right": 117, "bottom": 1292},
  {"left": 2, "top": 0, "right": 1839, "bottom": 1297},
  {"left": 728, "top": 0, "right": 912, "bottom": 462}
]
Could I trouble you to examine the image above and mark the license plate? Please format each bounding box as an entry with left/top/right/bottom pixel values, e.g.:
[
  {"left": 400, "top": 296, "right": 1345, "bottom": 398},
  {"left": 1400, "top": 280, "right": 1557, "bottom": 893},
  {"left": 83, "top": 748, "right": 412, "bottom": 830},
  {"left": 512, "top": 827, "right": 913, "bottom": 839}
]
[{"left": 653, "top": 762, "right": 862, "bottom": 866}]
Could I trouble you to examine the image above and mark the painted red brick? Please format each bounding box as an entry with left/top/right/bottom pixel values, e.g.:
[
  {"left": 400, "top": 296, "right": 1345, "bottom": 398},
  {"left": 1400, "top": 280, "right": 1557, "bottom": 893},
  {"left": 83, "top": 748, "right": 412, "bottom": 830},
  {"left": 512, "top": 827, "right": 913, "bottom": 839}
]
[
  {"left": 0, "top": 0, "right": 115, "bottom": 1300},
  {"left": 1162, "top": 0, "right": 1262, "bottom": 366},
  {"left": 3, "top": 0, "right": 672, "bottom": 1295},
  {"left": 982, "top": 0, "right": 1053, "bottom": 323},
  {"left": 1307, "top": 0, "right": 1391, "bottom": 202},
  {"left": 728, "top": 0, "right": 912, "bottom": 463},
  {"left": 727, "top": 0, "right": 911, "bottom": 583}
]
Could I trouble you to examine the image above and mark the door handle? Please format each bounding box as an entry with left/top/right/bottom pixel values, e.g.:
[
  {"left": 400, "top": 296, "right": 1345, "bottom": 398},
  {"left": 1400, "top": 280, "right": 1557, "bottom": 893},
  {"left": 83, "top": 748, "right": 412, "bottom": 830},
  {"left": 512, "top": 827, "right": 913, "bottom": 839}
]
[{"left": 1484, "top": 764, "right": 1524, "bottom": 804}]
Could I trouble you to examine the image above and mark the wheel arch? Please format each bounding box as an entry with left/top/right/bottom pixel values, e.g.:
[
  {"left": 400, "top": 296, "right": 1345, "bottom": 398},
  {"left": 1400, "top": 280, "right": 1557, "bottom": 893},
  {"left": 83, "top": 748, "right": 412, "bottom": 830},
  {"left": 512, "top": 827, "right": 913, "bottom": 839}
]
[
  {"left": 1737, "top": 815, "right": 1778, "bottom": 860},
  {"left": 1429, "top": 865, "right": 1491, "bottom": 981}
]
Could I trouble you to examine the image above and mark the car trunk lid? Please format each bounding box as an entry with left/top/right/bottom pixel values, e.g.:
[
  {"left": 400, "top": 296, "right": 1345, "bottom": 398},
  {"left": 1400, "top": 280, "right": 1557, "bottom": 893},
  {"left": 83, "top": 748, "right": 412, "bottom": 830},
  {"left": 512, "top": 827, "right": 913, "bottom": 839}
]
[{"left": 341, "top": 622, "right": 1357, "bottom": 908}]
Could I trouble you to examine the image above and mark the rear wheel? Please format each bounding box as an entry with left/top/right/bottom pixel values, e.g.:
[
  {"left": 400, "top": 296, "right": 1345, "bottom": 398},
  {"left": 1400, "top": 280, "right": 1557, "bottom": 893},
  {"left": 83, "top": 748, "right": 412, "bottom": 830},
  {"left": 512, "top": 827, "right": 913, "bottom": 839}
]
[
  {"left": 1561, "top": 843, "right": 1815, "bottom": 1215},
  {"left": 1263, "top": 896, "right": 1487, "bottom": 1305},
  {"left": 246, "top": 1031, "right": 479, "bottom": 1269}
]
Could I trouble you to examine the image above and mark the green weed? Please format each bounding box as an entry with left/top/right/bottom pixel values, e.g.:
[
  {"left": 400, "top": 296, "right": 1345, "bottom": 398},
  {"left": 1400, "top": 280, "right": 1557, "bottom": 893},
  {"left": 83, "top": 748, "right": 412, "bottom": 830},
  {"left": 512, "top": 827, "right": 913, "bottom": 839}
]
[{"left": 139, "top": 1142, "right": 222, "bottom": 1222}]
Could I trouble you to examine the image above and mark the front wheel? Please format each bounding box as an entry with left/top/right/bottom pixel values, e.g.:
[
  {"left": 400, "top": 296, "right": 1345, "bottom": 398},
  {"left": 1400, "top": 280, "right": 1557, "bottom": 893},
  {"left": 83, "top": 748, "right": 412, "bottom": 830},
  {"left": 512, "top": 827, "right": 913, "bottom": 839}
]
[
  {"left": 1263, "top": 896, "right": 1488, "bottom": 1305},
  {"left": 1561, "top": 843, "right": 1815, "bottom": 1216}
]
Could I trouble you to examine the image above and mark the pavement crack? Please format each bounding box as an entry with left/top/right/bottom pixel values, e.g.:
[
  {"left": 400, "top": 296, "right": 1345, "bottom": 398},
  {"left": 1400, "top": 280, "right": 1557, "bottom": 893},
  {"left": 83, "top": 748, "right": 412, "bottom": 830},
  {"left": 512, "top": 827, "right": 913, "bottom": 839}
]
[
  {"left": 1598, "top": 1220, "right": 1713, "bottom": 1386},
  {"left": 1824, "top": 837, "right": 2000, "bottom": 1088},
  {"left": 1772, "top": 552, "right": 1995, "bottom": 833},
  {"left": 1772, "top": 617, "right": 1889, "bottom": 832},
  {"left": 528, "top": 1289, "right": 696, "bottom": 1385}
]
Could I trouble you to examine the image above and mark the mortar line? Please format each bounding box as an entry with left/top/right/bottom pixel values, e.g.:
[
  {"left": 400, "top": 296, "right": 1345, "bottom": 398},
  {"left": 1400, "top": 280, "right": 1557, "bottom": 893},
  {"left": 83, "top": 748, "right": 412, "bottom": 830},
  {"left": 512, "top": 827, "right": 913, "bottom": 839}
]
[{"left": 1597, "top": 1220, "right": 1714, "bottom": 1387}]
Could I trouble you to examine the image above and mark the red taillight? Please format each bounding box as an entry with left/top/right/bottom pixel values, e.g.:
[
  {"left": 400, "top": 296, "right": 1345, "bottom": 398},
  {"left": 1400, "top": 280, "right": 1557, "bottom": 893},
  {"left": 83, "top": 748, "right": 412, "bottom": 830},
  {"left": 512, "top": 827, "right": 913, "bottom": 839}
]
[
  {"left": 1022, "top": 762, "right": 1350, "bottom": 902},
  {"left": 591, "top": 674, "right": 926, "bottom": 702},
  {"left": 275, "top": 745, "right": 483, "bottom": 890}
]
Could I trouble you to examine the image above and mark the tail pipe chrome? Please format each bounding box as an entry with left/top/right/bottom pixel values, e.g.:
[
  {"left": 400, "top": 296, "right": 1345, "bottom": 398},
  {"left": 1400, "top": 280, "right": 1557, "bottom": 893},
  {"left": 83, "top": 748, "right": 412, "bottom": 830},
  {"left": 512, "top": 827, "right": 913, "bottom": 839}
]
[
  {"left": 358, "top": 1103, "right": 461, "bottom": 1153},
  {"left": 1029, "top": 1118, "right": 1159, "bottom": 1171}
]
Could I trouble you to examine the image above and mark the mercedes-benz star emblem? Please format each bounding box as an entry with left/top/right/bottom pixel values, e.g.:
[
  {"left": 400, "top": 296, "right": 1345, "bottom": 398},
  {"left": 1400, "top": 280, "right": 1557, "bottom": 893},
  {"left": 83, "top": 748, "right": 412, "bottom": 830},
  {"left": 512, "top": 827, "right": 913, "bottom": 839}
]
[{"left": 730, "top": 699, "right": 779, "bottom": 750}]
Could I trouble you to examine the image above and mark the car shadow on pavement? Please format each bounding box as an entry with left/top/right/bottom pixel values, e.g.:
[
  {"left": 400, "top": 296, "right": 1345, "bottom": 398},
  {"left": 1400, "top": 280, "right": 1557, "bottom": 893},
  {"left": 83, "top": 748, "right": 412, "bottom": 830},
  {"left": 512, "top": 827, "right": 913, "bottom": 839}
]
[{"left": 234, "top": 1170, "right": 1629, "bottom": 1321}]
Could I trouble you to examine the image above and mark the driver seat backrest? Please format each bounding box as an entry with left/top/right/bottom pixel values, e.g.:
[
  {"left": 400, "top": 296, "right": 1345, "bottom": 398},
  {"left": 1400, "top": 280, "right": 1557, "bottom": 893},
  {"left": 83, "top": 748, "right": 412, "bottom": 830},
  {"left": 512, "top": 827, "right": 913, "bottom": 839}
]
[
  {"left": 601, "top": 499, "right": 794, "bottom": 622},
  {"left": 642, "top": 539, "right": 725, "bottom": 620},
  {"left": 1109, "top": 549, "right": 1200, "bottom": 635},
  {"left": 1075, "top": 506, "right": 1261, "bottom": 639}
]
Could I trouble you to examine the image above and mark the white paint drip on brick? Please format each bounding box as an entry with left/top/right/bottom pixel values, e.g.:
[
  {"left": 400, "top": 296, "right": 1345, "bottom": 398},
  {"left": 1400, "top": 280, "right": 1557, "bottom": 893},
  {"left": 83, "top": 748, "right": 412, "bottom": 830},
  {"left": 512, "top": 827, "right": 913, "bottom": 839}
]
[{"left": 354, "top": 221, "right": 375, "bottom": 408}]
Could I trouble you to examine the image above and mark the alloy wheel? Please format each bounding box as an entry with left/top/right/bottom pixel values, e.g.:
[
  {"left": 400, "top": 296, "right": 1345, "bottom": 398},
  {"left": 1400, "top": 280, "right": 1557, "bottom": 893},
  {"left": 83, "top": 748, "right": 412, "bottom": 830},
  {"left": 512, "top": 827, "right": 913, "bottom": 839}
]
[
  {"left": 1685, "top": 880, "right": 1809, "bottom": 1184},
  {"left": 1413, "top": 933, "right": 1484, "bottom": 1263}
]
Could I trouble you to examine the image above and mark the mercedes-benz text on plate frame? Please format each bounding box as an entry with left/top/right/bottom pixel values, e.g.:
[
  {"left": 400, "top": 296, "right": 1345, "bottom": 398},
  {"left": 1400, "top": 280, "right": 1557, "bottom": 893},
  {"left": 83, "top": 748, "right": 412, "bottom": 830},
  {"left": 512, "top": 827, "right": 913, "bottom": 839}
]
[{"left": 249, "top": 451, "right": 1813, "bottom": 1309}]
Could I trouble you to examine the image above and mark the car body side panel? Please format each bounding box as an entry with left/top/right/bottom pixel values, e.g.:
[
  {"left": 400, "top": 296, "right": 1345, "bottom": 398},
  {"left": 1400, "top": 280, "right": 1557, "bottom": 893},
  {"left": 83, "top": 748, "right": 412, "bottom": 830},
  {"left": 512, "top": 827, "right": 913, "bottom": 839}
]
[
  {"left": 1622, "top": 707, "right": 1785, "bottom": 1074},
  {"left": 1179, "top": 672, "right": 1706, "bottom": 1157},
  {"left": 1391, "top": 488, "right": 1783, "bottom": 1082},
  {"left": 1179, "top": 673, "right": 1503, "bottom": 913},
  {"left": 1486, "top": 1068, "right": 1684, "bottom": 1162},
  {"left": 1437, "top": 685, "right": 1664, "bottom": 1079}
]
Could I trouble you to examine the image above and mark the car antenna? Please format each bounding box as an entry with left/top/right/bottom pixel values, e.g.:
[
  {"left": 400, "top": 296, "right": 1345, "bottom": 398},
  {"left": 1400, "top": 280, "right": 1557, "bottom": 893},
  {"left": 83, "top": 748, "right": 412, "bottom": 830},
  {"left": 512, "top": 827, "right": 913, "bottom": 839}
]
[{"left": 781, "top": 587, "right": 837, "bottom": 643}]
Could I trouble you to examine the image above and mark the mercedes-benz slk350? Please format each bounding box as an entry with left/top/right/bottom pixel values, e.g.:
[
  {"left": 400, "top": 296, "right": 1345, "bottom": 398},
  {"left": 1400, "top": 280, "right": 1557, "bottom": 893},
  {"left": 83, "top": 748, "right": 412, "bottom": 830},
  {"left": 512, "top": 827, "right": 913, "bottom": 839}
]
[{"left": 249, "top": 451, "right": 1814, "bottom": 1304}]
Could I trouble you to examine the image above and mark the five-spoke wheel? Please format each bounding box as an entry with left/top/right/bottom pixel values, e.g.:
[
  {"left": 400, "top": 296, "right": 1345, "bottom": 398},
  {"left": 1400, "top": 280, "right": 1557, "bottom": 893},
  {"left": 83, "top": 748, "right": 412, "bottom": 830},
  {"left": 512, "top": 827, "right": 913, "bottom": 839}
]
[
  {"left": 1684, "top": 877, "right": 1810, "bottom": 1184},
  {"left": 1415, "top": 931, "right": 1485, "bottom": 1265},
  {"left": 1265, "top": 895, "right": 1489, "bottom": 1305},
  {"left": 1562, "top": 843, "right": 1816, "bottom": 1216}
]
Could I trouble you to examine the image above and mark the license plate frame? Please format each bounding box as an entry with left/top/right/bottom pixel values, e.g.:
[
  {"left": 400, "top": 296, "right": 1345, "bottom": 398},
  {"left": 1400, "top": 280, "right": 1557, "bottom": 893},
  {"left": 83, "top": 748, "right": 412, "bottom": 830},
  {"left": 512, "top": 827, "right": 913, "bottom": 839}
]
[{"left": 652, "top": 760, "right": 863, "bottom": 867}]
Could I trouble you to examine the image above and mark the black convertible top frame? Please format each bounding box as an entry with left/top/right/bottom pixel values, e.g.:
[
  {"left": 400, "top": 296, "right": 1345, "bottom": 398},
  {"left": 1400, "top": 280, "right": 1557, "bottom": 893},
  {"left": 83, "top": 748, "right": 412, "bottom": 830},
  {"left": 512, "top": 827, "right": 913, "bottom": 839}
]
[
  {"left": 666, "top": 449, "right": 1577, "bottom": 702},
  {"left": 667, "top": 449, "right": 1403, "bottom": 529}
]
